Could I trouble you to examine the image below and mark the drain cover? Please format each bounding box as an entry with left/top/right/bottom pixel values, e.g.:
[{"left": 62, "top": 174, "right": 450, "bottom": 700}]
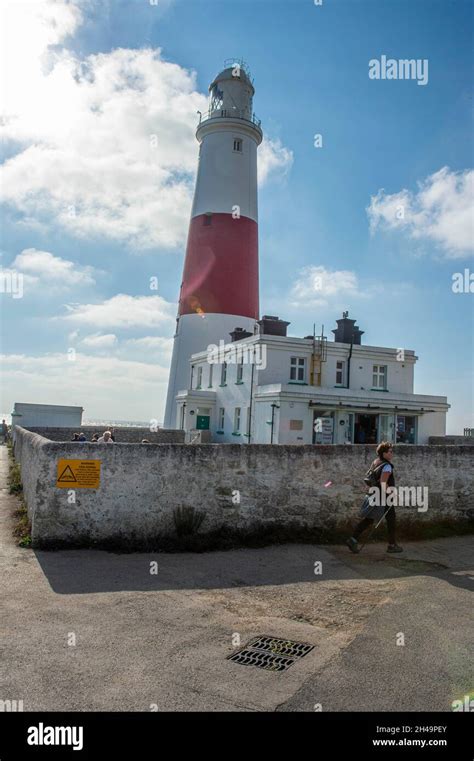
[{"left": 227, "top": 636, "right": 314, "bottom": 672}]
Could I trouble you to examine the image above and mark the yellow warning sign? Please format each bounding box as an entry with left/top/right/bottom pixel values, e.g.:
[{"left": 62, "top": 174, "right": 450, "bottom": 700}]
[{"left": 56, "top": 459, "right": 101, "bottom": 489}]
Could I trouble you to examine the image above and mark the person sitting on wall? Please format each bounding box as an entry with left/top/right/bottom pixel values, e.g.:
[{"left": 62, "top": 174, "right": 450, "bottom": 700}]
[
  {"left": 71, "top": 433, "right": 80, "bottom": 441},
  {"left": 97, "top": 431, "right": 114, "bottom": 444},
  {"left": 346, "top": 441, "right": 403, "bottom": 554},
  {"left": 91, "top": 433, "right": 99, "bottom": 442},
  {"left": 78, "top": 432, "right": 86, "bottom": 442},
  {"left": 109, "top": 428, "right": 116, "bottom": 442}
]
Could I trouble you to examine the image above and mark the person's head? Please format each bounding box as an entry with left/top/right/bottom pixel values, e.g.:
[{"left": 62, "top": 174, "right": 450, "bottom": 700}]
[
  {"left": 377, "top": 441, "right": 393, "bottom": 461},
  {"left": 103, "top": 430, "right": 112, "bottom": 441},
  {"left": 141, "top": 438, "right": 150, "bottom": 443},
  {"left": 72, "top": 433, "right": 79, "bottom": 440},
  {"left": 92, "top": 433, "right": 99, "bottom": 441}
]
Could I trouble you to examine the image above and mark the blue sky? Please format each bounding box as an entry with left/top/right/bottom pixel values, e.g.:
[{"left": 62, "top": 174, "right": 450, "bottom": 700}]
[{"left": 0, "top": 0, "right": 472, "bottom": 430}]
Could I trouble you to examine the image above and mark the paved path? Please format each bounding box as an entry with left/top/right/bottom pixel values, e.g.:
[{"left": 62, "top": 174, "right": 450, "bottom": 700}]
[{"left": 0, "top": 446, "right": 472, "bottom": 712}]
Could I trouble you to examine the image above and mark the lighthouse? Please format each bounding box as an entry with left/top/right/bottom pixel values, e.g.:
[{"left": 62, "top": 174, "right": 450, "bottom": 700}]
[{"left": 164, "top": 60, "right": 263, "bottom": 428}]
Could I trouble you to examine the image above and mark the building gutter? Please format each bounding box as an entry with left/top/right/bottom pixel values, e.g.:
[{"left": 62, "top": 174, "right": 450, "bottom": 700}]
[
  {"left": 248, "top": 348, "right": 256, "bottom": 443},
  {"left": 346, "top": 340, "right": 353, "bottom": 389}
]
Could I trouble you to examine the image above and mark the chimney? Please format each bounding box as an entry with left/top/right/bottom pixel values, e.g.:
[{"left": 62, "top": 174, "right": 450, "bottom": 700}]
[
  {"left": 230, "top": 327, "right": 253, "bottom": 342},
  {"left": 258, "top": 315, "right": 290, "bottom": 337},
  {"left": 332, "top": 312, "right": 364, "bottom": 345}
]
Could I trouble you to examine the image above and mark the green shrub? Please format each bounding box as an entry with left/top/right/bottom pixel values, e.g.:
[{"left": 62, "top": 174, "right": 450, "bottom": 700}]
[{"left": 8, "top": 461, "right": 22, "bottom": 494}]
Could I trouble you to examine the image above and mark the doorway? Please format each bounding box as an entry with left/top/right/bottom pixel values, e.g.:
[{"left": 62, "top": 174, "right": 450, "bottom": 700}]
[{"left": 354, "top": 413, "right": 378, "bottom": 444}]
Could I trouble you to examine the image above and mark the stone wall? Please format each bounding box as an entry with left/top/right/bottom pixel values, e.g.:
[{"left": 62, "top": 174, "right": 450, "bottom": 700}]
[
  {"left": 12, "top": 427, "right": 473, "bottom": 548},
  {"left": 429, "top": 436, "right": 474, "bottom": 446},
  {"left": 24, "top": 426, "right": 185, "bottom": 444}
]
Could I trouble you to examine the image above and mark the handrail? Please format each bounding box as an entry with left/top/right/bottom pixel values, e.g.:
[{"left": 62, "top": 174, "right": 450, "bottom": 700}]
[
  {"left": 198, "top": 109, "right": 261, "bottom": 129},
  {"left": 223, "top": 59, "right": 253, "bottom": 80}
]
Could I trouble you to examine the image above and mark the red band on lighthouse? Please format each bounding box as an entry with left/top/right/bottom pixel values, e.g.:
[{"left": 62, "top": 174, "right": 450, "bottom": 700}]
[{"left": 179, "top": 213, "right": 259, "bottom": 319}]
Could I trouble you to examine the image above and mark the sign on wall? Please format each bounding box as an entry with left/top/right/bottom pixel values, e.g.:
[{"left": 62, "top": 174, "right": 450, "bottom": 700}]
[
  {"left": 56, "top": 459, "right": 101, "bottom": 489},
  {"left": 315, "top": 417, "right": 334, "bottom": 445}
]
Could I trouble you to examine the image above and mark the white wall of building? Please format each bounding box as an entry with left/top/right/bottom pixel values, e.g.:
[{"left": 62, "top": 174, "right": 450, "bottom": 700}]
[
  {"left": 417, "top": 411, "right": 447, "bottom": 444},
  {"left": 255, "top": 336, "right": 416, "bottom": 395},
  {"left": 181, "top": 335, "right": 447, "bottom": 445},
  {"left": 12, "top": 403, "right": 83, "bottom": 429}
]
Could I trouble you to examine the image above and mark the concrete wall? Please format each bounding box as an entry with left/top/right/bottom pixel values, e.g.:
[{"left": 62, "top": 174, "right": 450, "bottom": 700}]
[
  {"left": 24, "top": 427, "right": 185, "bottom": 444},
  {"left": 12, "top": 426, "right": 474, "bottom": 548},
  {"left": 429, "top": 435, "right": 474, "bottom": 446}
]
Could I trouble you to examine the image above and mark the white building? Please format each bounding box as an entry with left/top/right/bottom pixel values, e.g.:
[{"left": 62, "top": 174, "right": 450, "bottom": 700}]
[
  {"left": 173, "top": 314, "right": 449, "bottom": 445},
  {"left": 11, "top": 402, "right": 83, "bottom": 429}
]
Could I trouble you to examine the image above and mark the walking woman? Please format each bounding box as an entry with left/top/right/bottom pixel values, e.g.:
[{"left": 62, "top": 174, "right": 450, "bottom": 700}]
[{"left": 347, "top": 441, "right": 403, "bottom": 554}]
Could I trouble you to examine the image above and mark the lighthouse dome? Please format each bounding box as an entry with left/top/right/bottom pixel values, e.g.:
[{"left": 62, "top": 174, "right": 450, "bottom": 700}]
[{"left": 208, "top": 59, "right": 255, "bottom": 121}]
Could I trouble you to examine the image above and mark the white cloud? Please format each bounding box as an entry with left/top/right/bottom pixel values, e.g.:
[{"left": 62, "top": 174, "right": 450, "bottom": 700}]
[
  {"left": 62, "top": 293, "right": 176, "bottom": 329},
  {"left": 258, "top": 137, "right": 293, "bottom": 185},
  {"left": 79, "top": 333, "right": 118, "bottom": 349},
  {"left": 124, "top": 336, "right": 173, "bottom": 351},
  {"left": 1, "top": 351, "right": 169, "bottom": 422},
  {"left": 13, "top": 248, "right": 96, "bottom": 286},
  {"left": 367, "top": 167, "right": 474, "bottom": 258},
  {"left": 0, "top": 0, "right": 292, "bottom": 249},
  {"left": 289, "top": 265, "right": 360, "bottom": 308},
  {"left": 119, "top": 335, "right": 174, "bottom": 363}
]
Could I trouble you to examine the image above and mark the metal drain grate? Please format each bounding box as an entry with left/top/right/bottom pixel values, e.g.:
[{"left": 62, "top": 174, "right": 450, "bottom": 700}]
[{"left": 227, "top": 636, "right": 314, "bottom": 672}]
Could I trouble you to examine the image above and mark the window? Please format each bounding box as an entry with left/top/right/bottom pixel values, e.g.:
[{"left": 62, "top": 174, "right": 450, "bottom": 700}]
[
  {"left": 219, "top": 408, "right": 225, "bottom": 430},
  {"left": 245, "top": 407, "right": 250, "bottom": 436},
  {"left": 208, "top": 364, "right": 213, "bottom": 388},
  {"left": 233, "top": 138, "right": 242, "bottom": 152},
  {"left": 372, "top": 365, "right": 387, "bottom": 389},
  {"left": 234, "top": 407, "right": 241, "bottom": 432},
  {"left": 236, "top": 361, "right": 243, "bottom": 383},
  {"left": 290, "top": 357, "right": 306, "bottom": 382},
  {"left": 336, "top": 360, "right": 345, "bottom": 386},
  {"left": 196, "top": 366, "right": 202, "bottom": 389},
  {"left": 220, "top": 362, "right": 227, "bottom": 385},
  {"left": 396, "top": 415, "right": 416, "bottom": 444}
]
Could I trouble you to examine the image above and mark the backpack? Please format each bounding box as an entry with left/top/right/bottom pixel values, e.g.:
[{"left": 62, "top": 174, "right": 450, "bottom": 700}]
[{"left": 363, "top": 460, "right": 390, "bottom": 488}]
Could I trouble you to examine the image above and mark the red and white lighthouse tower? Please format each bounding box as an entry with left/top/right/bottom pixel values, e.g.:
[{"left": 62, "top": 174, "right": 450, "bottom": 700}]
[{"left": 164, "top": 60, "right": 262, "bottom": 428}]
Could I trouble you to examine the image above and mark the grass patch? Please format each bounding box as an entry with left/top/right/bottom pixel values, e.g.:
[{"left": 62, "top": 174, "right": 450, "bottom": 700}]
[
  {"left": 8, "top": 459, "right": 23, "bottom": 495},
  {"left": 7, "top": 445, "right": 32, "bottom": 547},
  {"left": 14, "top": 501, "right": 32, "bottom": 548}
]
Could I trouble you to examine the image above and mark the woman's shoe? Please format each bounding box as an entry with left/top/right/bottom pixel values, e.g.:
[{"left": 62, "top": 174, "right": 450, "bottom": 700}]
[
  {"left": 346, "top": 537, "right": 361, "bottom": 554},
  {"left": 387, "top": 544, "right": 403, "bottom": 553}
]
